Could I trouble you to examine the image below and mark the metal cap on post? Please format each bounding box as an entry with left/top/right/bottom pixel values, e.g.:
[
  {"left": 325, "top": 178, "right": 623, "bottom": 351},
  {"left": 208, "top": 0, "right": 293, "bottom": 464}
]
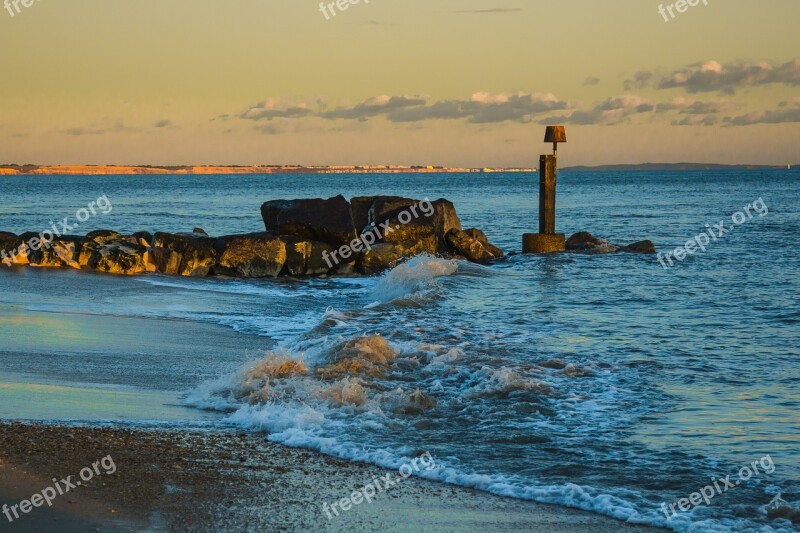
[
  {"left": 544, "top": 126, "right": 567, "bottom": 157},
  {"left": 522, "top": 126, "right": 567, "bottom": 254}
]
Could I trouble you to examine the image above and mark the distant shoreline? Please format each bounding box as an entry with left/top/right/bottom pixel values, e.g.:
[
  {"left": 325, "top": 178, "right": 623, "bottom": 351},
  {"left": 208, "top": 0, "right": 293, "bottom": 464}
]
[
  {"left": 0, "top": 163, "right": 795, "bottom": 176},
  {"left": 0, "top": 165, "right": 535, "bottom": 176},
  {"left": 561, "top": 163, "right": 797, "bottom": 172}
]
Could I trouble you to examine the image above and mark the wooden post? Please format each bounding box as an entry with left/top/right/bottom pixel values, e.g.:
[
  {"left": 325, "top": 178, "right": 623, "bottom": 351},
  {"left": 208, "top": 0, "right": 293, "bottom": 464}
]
[{"left": 539, "top": 155, "right": 557, "bottom": 234}]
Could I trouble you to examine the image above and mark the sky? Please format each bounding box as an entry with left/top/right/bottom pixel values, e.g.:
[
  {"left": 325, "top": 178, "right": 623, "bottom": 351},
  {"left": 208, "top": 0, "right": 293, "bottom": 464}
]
[{"left": 0, "top": 0, "right": 798, "bottom": 167}]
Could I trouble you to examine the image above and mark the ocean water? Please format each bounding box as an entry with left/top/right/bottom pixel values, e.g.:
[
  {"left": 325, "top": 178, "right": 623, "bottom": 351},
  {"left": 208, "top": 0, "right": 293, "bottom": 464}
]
[{"left": 1, "top": 170, "right": 798, "bottom": 532}]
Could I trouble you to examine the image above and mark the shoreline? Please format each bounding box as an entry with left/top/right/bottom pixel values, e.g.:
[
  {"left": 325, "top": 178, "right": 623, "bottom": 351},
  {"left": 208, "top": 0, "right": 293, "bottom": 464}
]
[
  {"left": 0, "top": 165, "right": 535, "bottom": 176},
  {"left": 0, "top": 422, "right": 668, "bottom": 532}
]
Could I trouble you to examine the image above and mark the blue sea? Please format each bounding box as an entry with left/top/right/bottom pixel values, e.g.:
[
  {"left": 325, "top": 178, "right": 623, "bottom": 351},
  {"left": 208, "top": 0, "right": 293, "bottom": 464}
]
[{"left": 1, "top": 170, "right": 798, "bottom": 532}]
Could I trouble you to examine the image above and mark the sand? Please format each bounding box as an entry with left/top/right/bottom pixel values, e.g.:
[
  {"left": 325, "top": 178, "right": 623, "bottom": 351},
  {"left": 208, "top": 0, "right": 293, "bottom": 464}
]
[{"left": 0, "top": 422, "right": 667, "bottom": 532}]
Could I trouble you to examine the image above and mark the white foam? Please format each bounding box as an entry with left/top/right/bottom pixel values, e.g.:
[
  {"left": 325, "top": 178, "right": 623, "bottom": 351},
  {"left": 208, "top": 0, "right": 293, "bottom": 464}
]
[{"left": 370, "top": 255, "right": 458, "bottom": 304}]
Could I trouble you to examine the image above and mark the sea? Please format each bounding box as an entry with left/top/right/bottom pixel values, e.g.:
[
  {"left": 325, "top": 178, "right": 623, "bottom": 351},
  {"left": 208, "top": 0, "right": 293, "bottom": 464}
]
[{"left": 1, "top": 170, "right": 798, "bottom": 532}]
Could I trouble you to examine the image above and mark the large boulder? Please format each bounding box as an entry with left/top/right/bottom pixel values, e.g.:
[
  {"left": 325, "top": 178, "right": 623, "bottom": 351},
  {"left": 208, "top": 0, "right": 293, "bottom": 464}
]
[
  {"left": 151, "top": 232, "right": 217, "bottom": 277},
  {"left": 446, "top": 228, "right": 504, "bottom": 263},
  {"left": 84, "top": 230, "right": 124, "bottom": 245},
  {"left": 358, "top": 197, "right": 462, "bottom": 254},
  {"left": 357, "top": 243, "right": 405, "bottom": 275},
  {"left": 0, "top": 232, "right": 21, "bottom": 265},
  {"left": 27, "top": 235, "right": 83, "bottom": 269},
  {"left": 127, "top": 231, "right": 153, "bottom": 248},
  {"left": 214, "top": 233, "right": 286, "bottom": 278},
  {"left": 281, "top": 237, "right": 336, "bottom": 277},
  {"left": 620, "top": 240, "right": 656, "bottom": 254},
  {"left": 261, "top": 195, "right": 357, "bottom": 248},
  {"left": 80, "top": 240, "right": 150, "bottom": 275},
  {"left": 565, "top": 231, "right": 619, "bottom": 254}
]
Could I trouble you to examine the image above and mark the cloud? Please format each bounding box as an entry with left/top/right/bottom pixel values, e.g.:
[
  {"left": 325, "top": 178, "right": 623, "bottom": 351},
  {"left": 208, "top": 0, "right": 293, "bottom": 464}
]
[
  {"left": 541, "top": 95, "right": 653, "bottom": 125},
  {"left": 455, "top": 8, "right": 523, "bottom": 14},
  {"left": 583, "top": 76, "right": 600, "bottom": 86},
  {"left": 154, "top": 119, "right": 173, "bottom": 128},
  {"left": 240, "top": 98, "right": 315, "bottom": 120},
  {"left": 320, "top": 95, "right": 427, "bottom": 120},
  {"left": 724, "top": 107, "right": 800, "bottom": 126},
  {"left": 623, "top": 71, "right": 653, "bottom": 91},
  {"left": 387, "top": 92, "right": 571, "bottom": 123},
  {"left": 61, "top": 121, "right": 133, "bottom": 136},
  {"left": 657, "top": 59, "right": 800, "bottom": 94},
  {"left": 655, "top": 98, "right": 737, "bottom": 114},
  {"left": 673, "top": 115, "right": 719, "bottom": 126}
]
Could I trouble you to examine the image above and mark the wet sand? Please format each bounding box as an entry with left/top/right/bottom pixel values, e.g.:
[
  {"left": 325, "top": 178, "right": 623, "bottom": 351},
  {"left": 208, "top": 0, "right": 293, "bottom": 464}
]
[{"left": 0, "top": 422, "right": 667, "bottom": 532}]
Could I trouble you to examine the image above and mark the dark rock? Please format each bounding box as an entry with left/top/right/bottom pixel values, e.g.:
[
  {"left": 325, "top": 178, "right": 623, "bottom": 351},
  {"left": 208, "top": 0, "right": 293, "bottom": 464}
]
[
  {"left": 365, "top": 197, "right": 419, "bottom": 228},
  {"left": 349, "top": 197, "right": 378, "bottom": 234},
  {"left": 464, "top": 228, "right": 503, "bottom": 258},
  {"left": 193, "top": 227, "right": 208, "bottom": 236},
  {"left": 27, "top": 235, "right": 83, "bottom": 269},
  {"left": 565, "top": 231, "right": 618, "bottom": 254},
  {"left": 306, "top": 241, "right": 338, "bottom": 276},
  {"left": 566, "top": 231, "right": 606, "bottom": 250},
  {"left": 261, "top": 195, "right": 356, "bottom": 247},
  {"left": 281, "top": 237, "right": 337, "bottom": 277},
  {"left": 213, "top": 233, "right": 286, "bottom": 278},
  {"left": 129, "top": 231, "right": 153, "bottom": 248},
  {"left": 84, "top": 230, "right": 124, "bottom": 244},
  {"left": 0, "top": 232, "right": 20, "bottom": 265},
  {"left": 152, "top": 232, "right": 217, "bottom": 277},
  {"left": 81, "top": 241, "right": 150, "bottom": 275},
  {"left": 282, "top": 237, "right": 311, "bottom": 276},
  {"left": 357, "top": 243, "right": 405, "bottom": 275},
  {"left": 363, "top": 197, "right": 461, "bottom": 253},
  {"left": 620, "top": 240, "right": 656, "bottom": 254},
  {"left": 446, "top": 229, "right": 503, "bottom": 263}
]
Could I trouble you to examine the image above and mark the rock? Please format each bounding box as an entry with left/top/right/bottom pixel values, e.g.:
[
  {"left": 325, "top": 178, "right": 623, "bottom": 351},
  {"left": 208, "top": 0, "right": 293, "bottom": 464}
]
[
  {"left": 282, "top": 237, "right": 311, "bottom": 276},
  {"left": 365, "top": 197, "right": 461, "bottom": 253},
  {"left": 151, "top": 232, "right": 217, "bottom": 277},
  {"left": 261, "top": 195, "right": 357, "bottom": 247},
  {"left": 465, "top": 228, "right": 503, "bottom": 257},
  {"left": 306, "top": 241, "right": 338, "bottom": 276},
  {"left": 128, "top": 231, "right": 153, "bottom": 248},
  {"left": 446, "top": 229, "right": 504, "bottom": 263},
  {"left": 565, "top": 231, "right": 618, "bottom": 254},
  {"left": 27, "top": 235, "right": 83, "bottom": 269},
  {"left": 0, "top": 232, "right": 21, "bottom": 265},
  {"left": 81, "top": 240, "right": 150, "bottom": 275},
  {"left": 357, "top": 244, "right": 406, "bottom": 275},
  {"left": 281, "top": 237, "right": 336, "bottom": 276},
  {"left": 620, "top": 240, "right": 656, "bottom": 254},
  {"left": 213, "top": 233, "right": 286, "bottom": 278},
  {"left": 364, "top": 196, "right": 419, "bottom": 228},
  {"left": 84, "top": 230, "right": 124, "bottom": 244},
  {"left": 193, "top": 227, "right": 208, "bottom": 236},
  {"left": 349, "top": 197, "right": 377, "bottom": 234},
  {"left": 566, "top": 231, "right": 605, "bottom": 250}
]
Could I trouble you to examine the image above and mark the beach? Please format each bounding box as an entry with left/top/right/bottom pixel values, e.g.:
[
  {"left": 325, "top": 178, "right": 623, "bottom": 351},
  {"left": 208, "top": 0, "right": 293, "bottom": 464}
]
[{"left": 0, "top": 423, "right": 667, "bottom": 532}]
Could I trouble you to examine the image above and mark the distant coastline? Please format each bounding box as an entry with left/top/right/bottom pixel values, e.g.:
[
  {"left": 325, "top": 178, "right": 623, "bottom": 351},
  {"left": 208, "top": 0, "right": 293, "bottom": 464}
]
[
  {"left": 561, "top": 163, "right": 797, "bottom": 172},
  {"left": 0, "top": 165, "right": 535, "bottom": 176},
  {"left": 0, "top": 163, "right": 795, "bottom": 176}
]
